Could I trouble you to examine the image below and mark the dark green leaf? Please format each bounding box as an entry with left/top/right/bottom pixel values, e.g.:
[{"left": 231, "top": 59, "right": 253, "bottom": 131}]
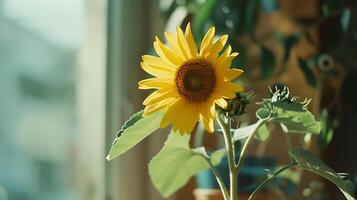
[
  {"left": 192, "top": 0, "right": 217, "bottom": 39},
  {"left": 106, "top": 111, "right": 164, "bottom": 161},
  {"left": 283, "top": 33, "right": 300, "bottom": 63},
  {"left": 256, "top": 107, "right": 271, "bottom": 120},
  {"left": 297, "top": 57, "right": 317, "bottom": 87},
  {"left": 245, "top": 0, "right": 259, "bottom": 34},
  {"left": 261, "top": 46, "right": 275, "bottom": 79},
  {"left": 289, "top": 148, "right": 356, "bottom": 200}
]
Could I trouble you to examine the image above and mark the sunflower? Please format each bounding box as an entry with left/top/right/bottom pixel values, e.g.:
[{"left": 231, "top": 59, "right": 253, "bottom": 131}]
[{"left": 138, "top": 23, "right": 243, "bottom": 134}]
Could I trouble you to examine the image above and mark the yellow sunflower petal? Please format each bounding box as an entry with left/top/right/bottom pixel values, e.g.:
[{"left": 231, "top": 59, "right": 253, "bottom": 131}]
[
  {"left": 172, "top": 104, "right": 199, "bottom": 134},
  {"left": 154, "top": 37, "right": 184, "bottom": 66},
  {"left": 200, "top": 113, "right": 214, "bottom": 133},
  {"left": 144, "top": 97, "right": 178, "bottom": 115},
  {"left": 215, "top": 53, "right": 239, "bottom": 74},
  {"left": 160, "top": 99, "right": 183, "bottom": 128},
  {"left": 142, "top": 55, "right": 177, "bottom": 70},
  {"left": 223, "top": 68, "right": 244, "bottom": 81},
  {"left": 164, "top": 32, "right": 180, "bottom": 53},
  {"left": 176, "top": 26, "right": 192, "bottom": 59},
  {"left": 214, "top": 45, "right": 232, "bottom": 68},
  {"left": 216, "top": 82, "right": 244, "bottom": 98},
  {"left": 199, "top": 27, "right": 215, "bottom": 57},
  {"left": 141, "top": 62, "right": 175, "bottom": 78},
  {"left": 143, "top": 88, "right": 177, "bottom": 105},
  {"left": 138, "top": 78, "right": 172, "bottom": 89},
  {"left": 207, "top": 35, "right": 229, "bottom": 61},
  {"left": 184, "top": 23, "right": 198, "bottom": 58}
]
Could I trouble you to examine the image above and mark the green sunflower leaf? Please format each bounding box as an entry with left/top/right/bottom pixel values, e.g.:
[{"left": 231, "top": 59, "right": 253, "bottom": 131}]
[
  {"left": 149, "top": 131, "right": 220, "bottom": 197},
  {"left": 106, "top": 110, "right": 164, "bottom": 161},
  {"left": 255, "top": 124, "right": 270, "bottom": 141},
  {"left": 289, "top": 148, "right": 356, "bottom": 200},
  {"left": 116, "top": 110, "right": 144, "bottom": 137},
  {"left": 192, "top": 0, "right": 217, "bottom": 39},
  {"left": 261, "top": 46, "right": 276, "bottom": 79},
  {"left": 298, "top": 57, "right": 317, "bottom": 88},
  {"left": 270, "top": 101, "right": 321, "bottom": 134}
]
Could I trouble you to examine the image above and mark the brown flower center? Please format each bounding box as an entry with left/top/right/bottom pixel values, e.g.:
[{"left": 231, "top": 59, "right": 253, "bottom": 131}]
[{"left": 175, "top": 60, "right": 216, "bottom": 102}]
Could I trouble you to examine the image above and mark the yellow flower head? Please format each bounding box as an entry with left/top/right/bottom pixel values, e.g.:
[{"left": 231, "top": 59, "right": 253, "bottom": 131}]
[{"left": 139, "top": 23, "right": 243, "bottom": 134}]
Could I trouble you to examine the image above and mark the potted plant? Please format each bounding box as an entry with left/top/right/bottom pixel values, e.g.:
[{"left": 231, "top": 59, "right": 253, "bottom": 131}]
[{"left": 106, "top": 24, "right": 355, "bottom": 200}]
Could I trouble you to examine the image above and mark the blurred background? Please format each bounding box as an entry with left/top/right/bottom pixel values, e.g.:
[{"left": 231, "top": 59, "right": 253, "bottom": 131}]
[{"left": 0, "top": 0, "right": 356, "bottom": 200}]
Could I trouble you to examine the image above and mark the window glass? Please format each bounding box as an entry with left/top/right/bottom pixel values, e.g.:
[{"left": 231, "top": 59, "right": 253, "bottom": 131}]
[{"left": 0, "top": 0, "right": 84, "bottom": 199}]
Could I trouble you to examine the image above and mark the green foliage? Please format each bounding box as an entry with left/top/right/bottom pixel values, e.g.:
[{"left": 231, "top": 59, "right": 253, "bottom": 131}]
[
  {"left": 116, "top": 110, "right": 144, "bottom": 137},
  {"left": 270, "top": 101, "right": 321, "bottom": 134},
  {"left": 318, "top": 109, "right": 337, "bottom": 149},
  {"left": 210, "top": 148, "right": 226, "bottom": 165},
  {"left": 106, "top": 110, "right": 164, "bottom": 161},
  {"left": 256, "top": 107, "right": 271, "bottom": 120},
  {"left": 297, "top": 57, "right": 317, "bottom": 88},
  {"left": 192, "top": 0, "right": 217, "bottom": 39},
  {"left": 244, "top": 0, "right": 259, "bottom": 34},
  {"left": 149, "top": 131, "right": 225, "bottom": 197},
  {"left": 289, "top": 148, "right": 356, "bottom": 200},
  {"left": 261, "top": 46, "right": 276, "bottom": 79},
  {"left": 255, "top": 124, "right": 270, "bottom": 141},
  {"left": 283, "top": 33, "right": 300, "bottom": 63}
]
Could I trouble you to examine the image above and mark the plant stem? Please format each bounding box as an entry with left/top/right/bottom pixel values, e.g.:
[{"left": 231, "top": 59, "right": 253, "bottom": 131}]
[
  {"left": 217, "top": 113, "right": 237, "bottom": 200},
  {"left": 248, "top": 163, "right": 296, "bottom": 200},
  {"left": 207, "top": 161, "right": 230, "bottom": 200},
  {"left": 236, "top": 119, "right": 267, "bottom": 173}
]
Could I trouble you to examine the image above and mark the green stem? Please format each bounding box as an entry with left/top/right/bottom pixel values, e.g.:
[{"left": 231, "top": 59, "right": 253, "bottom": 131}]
[
  {"left": 207, "top": 161, "right": 230, "bottom": 200},
  {"left": 236, "top": 119, "right": 267, "bottom": 173},
  {"left": 217, "top": 113, "right": 237, "bottom": 200},
  {"left": 248, "top": 163, "right": 296, "bottom": 200}
]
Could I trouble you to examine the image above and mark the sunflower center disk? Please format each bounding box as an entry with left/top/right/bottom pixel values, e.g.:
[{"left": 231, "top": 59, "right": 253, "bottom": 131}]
[{"left": 175, "top": 60, "right": 216, "bottom": 102}]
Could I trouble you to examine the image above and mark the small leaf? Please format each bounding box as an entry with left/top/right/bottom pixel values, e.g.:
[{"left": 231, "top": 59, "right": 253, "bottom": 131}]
[
  {"left": 271, "top": 101, "right": 321, "bottom": 134},
  {"left": 255, "top": 124, "right": 270, "bottom": 141},
  {"left": 232, "top": 120, "right": 264, "bottom": 142},
  {"left": 261, "top": 46, "right": 275, "bottom": 79},
  {"left": 283, "top": 33, "right": 300, "bottom": 63},
  {"left": 256, "top": 107, "right": 271, "bottom": 120},
  {"left": 149, "top": 131, "right": 213, "bottom": 197},
  {"left": 297, "top": 57, "right": 317, "bottom": 87},
  {"left": 106, "top": 110, "right": 164, "bottom": 161},
  {"left": 289, "top": 148, "right": 356, "bottom": 200}
]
